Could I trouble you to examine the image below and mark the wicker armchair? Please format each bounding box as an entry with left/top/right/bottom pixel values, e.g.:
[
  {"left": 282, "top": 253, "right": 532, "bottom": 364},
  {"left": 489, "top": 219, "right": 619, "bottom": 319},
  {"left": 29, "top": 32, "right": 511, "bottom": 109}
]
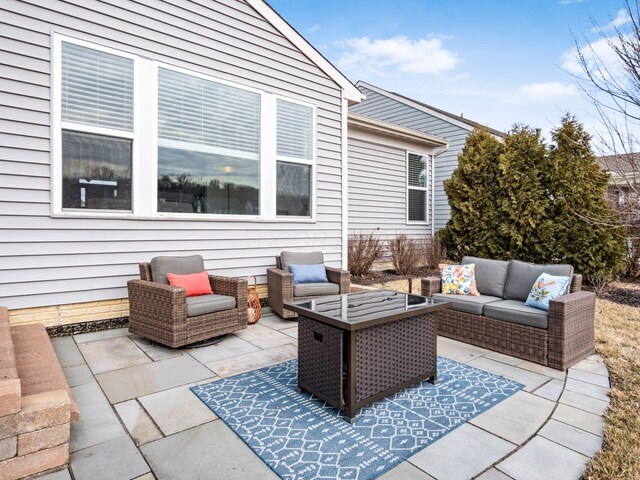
[
  {"left": 127, "top": 256, "right": 247, "bottom": 348},
  {"left": 267, "top": 252, "right": 350, "bottom": 319},
  {"left": 421, "top": 260, "right": 595, "bottom": 370}
]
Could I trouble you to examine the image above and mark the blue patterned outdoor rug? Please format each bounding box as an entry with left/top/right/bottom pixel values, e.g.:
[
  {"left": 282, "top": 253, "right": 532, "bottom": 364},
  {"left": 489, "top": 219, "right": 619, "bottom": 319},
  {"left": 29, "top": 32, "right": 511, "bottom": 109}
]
[{"left": 191, "top": 357, "right": 522, "bottom": 480}]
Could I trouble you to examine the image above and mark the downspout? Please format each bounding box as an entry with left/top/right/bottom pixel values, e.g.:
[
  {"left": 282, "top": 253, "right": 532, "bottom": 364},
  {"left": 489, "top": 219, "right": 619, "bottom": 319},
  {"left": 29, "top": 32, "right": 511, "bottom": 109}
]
[{"left": 431, "top": 143, "right": 450, "bottom": 237}]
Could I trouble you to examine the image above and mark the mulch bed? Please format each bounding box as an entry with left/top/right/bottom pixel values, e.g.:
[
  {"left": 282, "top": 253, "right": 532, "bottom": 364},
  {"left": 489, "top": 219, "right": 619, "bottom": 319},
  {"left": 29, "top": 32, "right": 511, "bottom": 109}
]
[
  {"left": 353, "top": 268, "right": 439, "bottom": 286},
  {"left": 591, "top": 276, "right": 640, "bottom": 308}
]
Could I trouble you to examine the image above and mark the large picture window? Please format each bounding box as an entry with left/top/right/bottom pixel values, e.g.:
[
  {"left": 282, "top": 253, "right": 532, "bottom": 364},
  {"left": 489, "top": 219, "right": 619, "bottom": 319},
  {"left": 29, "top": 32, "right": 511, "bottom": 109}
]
[
  {"left": 53, "top": 36, "right": 317, "bottom": 221},
  {"left": 60, "top": 42, "right": 134, "bottom": 211},
  {"left": 407, "top": 153, "right": 429, "bottom": 223},
  {"left": 276, "top": 99, "right": 314, "bottom": 217},
  {"left": 157, "top": 68, "right": 261, "bottom": 216}
]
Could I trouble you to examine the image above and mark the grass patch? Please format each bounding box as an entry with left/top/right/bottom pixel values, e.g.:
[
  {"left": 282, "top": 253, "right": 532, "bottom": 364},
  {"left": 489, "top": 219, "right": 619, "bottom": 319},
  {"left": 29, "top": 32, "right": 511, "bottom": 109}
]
[{"left": 584, "top": 294, "right": 640, "bottom": 479}]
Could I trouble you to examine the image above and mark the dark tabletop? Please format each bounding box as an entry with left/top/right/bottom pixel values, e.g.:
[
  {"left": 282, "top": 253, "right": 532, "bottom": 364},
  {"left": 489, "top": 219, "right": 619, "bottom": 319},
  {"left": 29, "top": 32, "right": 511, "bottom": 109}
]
[{"left": 284, "top": 289, "right": 450, "bottom": 331}]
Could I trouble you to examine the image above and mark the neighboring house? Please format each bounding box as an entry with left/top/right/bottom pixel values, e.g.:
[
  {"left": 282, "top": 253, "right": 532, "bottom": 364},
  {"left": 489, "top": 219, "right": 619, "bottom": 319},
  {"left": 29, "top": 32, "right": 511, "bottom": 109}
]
[
  {"left": 598, "top": 153, "right": 640, "bottom": 206},
  {"left": 0, "top": 0, "right": 370, "bottom": 324},
  {"left": 347, "top": 113, "right": 448, "bottom": 247},
  {"left": 351, "top": 81, "right": 505, "bottom": 231}
]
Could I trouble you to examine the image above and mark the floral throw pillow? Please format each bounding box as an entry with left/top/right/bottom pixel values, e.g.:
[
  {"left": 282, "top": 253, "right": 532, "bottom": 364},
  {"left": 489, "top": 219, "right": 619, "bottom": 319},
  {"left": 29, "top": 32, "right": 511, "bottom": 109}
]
[
  {"left": 525, "top": 273, "right": 571, "bottom": 311},
  {"left": 438, "top": 263, "right": 479, "bottom": 296}
]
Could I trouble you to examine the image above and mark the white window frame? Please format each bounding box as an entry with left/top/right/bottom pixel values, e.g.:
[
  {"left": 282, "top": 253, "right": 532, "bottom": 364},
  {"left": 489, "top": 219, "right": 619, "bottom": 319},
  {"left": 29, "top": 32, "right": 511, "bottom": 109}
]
[
  {"left": 153, "top": 62, "right": 266, "bottom": 222},
  {"left": 50, "top": 34, "right": 318, "bottom": 223},
  {"left": 51, "top": 34, "right": 141, "bottom": 217},
  {"left": 406, "top": 151, "right": 430, "bottom": 225},
  {"left": 274, "top": 95, "right": 317, "bottom": 221}
]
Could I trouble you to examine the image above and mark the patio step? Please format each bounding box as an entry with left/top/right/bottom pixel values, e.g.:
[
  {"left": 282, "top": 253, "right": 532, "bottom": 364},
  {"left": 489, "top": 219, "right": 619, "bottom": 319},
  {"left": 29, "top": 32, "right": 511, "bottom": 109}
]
[{"left": 0, "top": 306, "right": 79, "bottom": 479}]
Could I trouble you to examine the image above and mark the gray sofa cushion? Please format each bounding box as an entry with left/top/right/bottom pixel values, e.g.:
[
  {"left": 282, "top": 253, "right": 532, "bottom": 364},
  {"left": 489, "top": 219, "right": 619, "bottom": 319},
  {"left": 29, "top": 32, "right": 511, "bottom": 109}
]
[
  {"left": 186, "top": 294, "right": 236, "bottom": 317},
  {"left": 461, "top": 256, "right": 510, "bottom": 298},
  {"left": 433, "top": 293, "right": 502, "bottom": 315},
  {"left": 503, "top": 260, "right": 574, "bottom": 302},
  {"left": 280, "top": 251, "right": 324, "bottom": 272},
  {"left": 151, "top": 255, "right": 205, "bottom": 285},
  {"left": 294, "top": 282, "right": 339, "bottom": 297},
  {"left": 483, "top": 300, "right": 549, "bottom": 329}
]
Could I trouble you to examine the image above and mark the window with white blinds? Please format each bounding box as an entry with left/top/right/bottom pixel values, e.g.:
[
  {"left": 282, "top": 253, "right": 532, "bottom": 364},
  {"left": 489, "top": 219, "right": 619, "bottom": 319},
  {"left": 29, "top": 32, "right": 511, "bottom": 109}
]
[
  {"left": 276, "top": 99, "right": 313, "bottom": 161},
  {"left": 61, "top": 42, "right": 134, "bottom": 132},
  {"left": 407, "top": 153, "right": 429, "bottom": 223},
  {"left": 59, "top": 41, "right": 134, "bottom": 212},
  {"left": 275, "top": 99, "right": 314, "bottom": 217},
  {"left": 53, "top": 36, "right": 317, "bottom": 220},
  {"left": 157, "top": 68, "right": 262, "bottom": 216}
]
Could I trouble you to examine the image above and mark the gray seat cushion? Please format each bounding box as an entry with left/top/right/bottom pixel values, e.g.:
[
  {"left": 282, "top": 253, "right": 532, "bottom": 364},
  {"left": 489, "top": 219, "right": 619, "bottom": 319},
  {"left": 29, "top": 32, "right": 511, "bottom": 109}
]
[
  {"left": 461, "top": 256, "right": 510, "bottom": 297},
  {"left": 151, "top": 255, "right": 205, "bottom": 285},
  {"left": 280, "top": 251, "right": 324, "bottom": 272},
  {"left": 503, "top": 260, "right": 573, "bottom": 302},
  {"left": 433, "top": 293, "right": 503, "bottom": 315},
  {"left": 294, "top": 282, "right": 339, "bottom": 297},
  {"left": 483, "top": 300, "right": 549, "bottom": 329},
  {"left": 186, "top": 294, "right": 236, "bottom": 317}
]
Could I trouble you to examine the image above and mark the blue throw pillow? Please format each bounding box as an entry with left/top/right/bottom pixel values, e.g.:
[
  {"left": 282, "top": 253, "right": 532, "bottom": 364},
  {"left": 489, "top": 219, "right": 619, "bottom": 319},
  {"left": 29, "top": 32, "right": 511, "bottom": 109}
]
[
  {"left": 289, "top": 264, "right": 328, "bottom": 284},
  {"left": 525, "top": 273, "right": 571, "bottom": 311}
]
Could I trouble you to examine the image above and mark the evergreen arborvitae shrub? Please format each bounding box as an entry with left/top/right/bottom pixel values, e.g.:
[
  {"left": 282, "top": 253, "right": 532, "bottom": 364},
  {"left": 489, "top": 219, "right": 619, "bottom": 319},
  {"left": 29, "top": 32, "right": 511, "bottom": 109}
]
[
  {"left": 441, "top": 117, "right": 626, "bottom": 282},
  {"left": 550, "top": 115, "right": 626, "bottom": 281},
  {"left": 496, "top": 125, "right": 555, "bottom": 263},
  {"left": 439, "top": 128, "right": 504, "bottom": 260}
]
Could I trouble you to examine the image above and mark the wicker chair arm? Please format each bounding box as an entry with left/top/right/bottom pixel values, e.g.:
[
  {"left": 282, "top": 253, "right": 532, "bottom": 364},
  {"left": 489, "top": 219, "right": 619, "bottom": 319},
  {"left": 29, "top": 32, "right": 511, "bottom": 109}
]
[
  {"left": 570, "top": 274, "right": 583, "bottom": 293},
  {"left": 210, "top": 275, "right": 247, "bottom": 307},
  {"left": 127, "top": 279, "right": 187, "bottom": 320},
  {"left": 547, "top": 290, "right": 596, "bottom": 370},
  {"left": 421, "top": 277, "right": 442, "bottom": 297},
  {"left": 267, "top": 267, "right": 294, "bottom": 304},
  {"left": 325, "top": 266, "right": 351, "bottom": 293}
]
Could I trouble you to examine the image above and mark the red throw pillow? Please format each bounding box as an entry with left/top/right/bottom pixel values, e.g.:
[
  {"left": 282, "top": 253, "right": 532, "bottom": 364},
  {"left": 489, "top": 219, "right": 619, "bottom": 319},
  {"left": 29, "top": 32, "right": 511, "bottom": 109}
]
[{"left": 166, "top": 271, "right": 213, "bottom": 297}]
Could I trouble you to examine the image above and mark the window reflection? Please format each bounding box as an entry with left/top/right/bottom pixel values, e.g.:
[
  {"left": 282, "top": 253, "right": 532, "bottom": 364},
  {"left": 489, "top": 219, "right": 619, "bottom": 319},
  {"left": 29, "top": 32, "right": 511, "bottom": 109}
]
[
  {"left": 62, "top": 131, "right": 132, "bottom": 210},
  {"left": 157, "top": 147, "right": 259, "bottom": 215},
  {"left": 276, "top": 161, "right": 311, "bottom": 217}
]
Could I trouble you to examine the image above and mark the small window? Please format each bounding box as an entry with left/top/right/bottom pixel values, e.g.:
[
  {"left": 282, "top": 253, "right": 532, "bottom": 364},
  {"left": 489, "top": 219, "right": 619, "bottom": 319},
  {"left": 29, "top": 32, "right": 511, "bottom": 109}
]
[
  {"left": 60, "top": 42, "right": 134, "bottom": 211},
  {"left": 156, "top": 68, "right": 262, "bottom": 215},
  {"left": 276, "top": 99, "right": 314, "bottom": 217},
  {"left": 407, "top": 153, "right": 428, "bottom": 223}
]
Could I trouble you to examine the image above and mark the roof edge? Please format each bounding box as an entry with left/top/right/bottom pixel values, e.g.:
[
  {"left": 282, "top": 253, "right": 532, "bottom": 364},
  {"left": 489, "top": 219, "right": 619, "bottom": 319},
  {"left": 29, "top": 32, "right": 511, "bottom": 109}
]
[
  {"left": 356, "top": 80, "right": 505, "bottom": 137},
  {"left": 348, "top": 112, "right": 449, "bottom": 148},
  {"left": 247, "top": 0, "right": 364, "bottom": 103}
]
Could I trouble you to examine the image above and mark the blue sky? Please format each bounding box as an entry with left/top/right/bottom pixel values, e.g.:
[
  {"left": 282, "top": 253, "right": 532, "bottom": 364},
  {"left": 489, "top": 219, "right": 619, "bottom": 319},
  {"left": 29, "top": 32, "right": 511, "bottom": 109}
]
[{"left": 269, "top": 0, "right": 630, "bottom": 146}]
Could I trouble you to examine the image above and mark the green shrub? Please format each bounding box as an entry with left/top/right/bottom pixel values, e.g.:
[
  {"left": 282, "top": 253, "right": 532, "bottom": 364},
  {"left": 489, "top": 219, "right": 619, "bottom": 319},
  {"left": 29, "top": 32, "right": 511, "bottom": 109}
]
[{"left": 440, "top": 116, "right": 626, "bottom": 281}]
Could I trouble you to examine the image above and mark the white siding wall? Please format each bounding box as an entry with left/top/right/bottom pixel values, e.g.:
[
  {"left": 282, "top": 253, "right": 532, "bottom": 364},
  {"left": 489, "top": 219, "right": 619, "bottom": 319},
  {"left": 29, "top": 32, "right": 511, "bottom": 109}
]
[
  {"left": 350, "top": 85, "right": 471, "bottom": 231},
  {"left": 0, "top": 0, "right": 345, "bottom": 309},
  {"left": 347, "top": 133, "right": 432, "bottom": 255}
]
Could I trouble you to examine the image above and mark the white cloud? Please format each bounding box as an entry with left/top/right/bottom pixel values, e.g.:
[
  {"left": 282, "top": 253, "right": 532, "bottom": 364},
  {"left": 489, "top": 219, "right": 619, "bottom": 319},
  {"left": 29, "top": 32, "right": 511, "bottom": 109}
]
[
  {"left": 427, "top": 32, "right": 457, "bottom": 41},
  {"left": 309, "top": 24, "right": 320, "bottom": 33},
  {"left": 500, "top": 82, "right": 578, "bottom": 104},
  {"left": 592, "top": 8, "right": 631, "bottom": 32},
  {"left": 335, "top": 36, "right": 460, "bottom": 76},
  {"left": 561, "top": 36, "right": 626, "bottom": 78},
  {"left": 520, "top": 81, "right": 578, "bottom": 100}
]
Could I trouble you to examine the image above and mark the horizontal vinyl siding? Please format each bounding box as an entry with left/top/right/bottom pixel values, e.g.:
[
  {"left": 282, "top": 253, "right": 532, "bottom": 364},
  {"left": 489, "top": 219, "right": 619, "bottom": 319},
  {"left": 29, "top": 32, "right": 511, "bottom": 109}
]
[
  {"left": 0, "top": 0, "right": 345, "bottom": 310},
  {"left": 347, "top": 136, "right": 430, "bottom": 257},
  {"left": 351, "top": 86, "right": 472, "bottom": 230}
]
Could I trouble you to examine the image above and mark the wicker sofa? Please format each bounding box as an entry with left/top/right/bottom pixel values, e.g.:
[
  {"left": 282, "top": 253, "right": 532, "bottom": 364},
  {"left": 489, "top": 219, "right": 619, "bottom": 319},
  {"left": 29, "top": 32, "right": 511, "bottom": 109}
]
[
  {"left": 421, "top": 256, "right": 596, "bottom": 370},
  {"left": 127, "top": 255, "right": 247, "bottom": 348},
  {"left": 267, "top": 251, "right": 350, "bottom": 319}
]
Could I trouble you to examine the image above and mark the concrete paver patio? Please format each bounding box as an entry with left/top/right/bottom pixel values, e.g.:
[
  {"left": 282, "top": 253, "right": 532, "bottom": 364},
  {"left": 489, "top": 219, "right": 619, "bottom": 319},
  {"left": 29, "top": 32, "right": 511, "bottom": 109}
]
[{"left": 39, "top": 309, "right": 610, "bottom": 480}]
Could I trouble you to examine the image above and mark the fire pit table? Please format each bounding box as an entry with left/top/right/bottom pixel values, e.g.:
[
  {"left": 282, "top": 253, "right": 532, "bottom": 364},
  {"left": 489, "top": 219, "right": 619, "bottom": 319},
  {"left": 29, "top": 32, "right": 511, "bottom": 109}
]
[{"left": 285, "top": 289, "right": 450, "bottom": 421}]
